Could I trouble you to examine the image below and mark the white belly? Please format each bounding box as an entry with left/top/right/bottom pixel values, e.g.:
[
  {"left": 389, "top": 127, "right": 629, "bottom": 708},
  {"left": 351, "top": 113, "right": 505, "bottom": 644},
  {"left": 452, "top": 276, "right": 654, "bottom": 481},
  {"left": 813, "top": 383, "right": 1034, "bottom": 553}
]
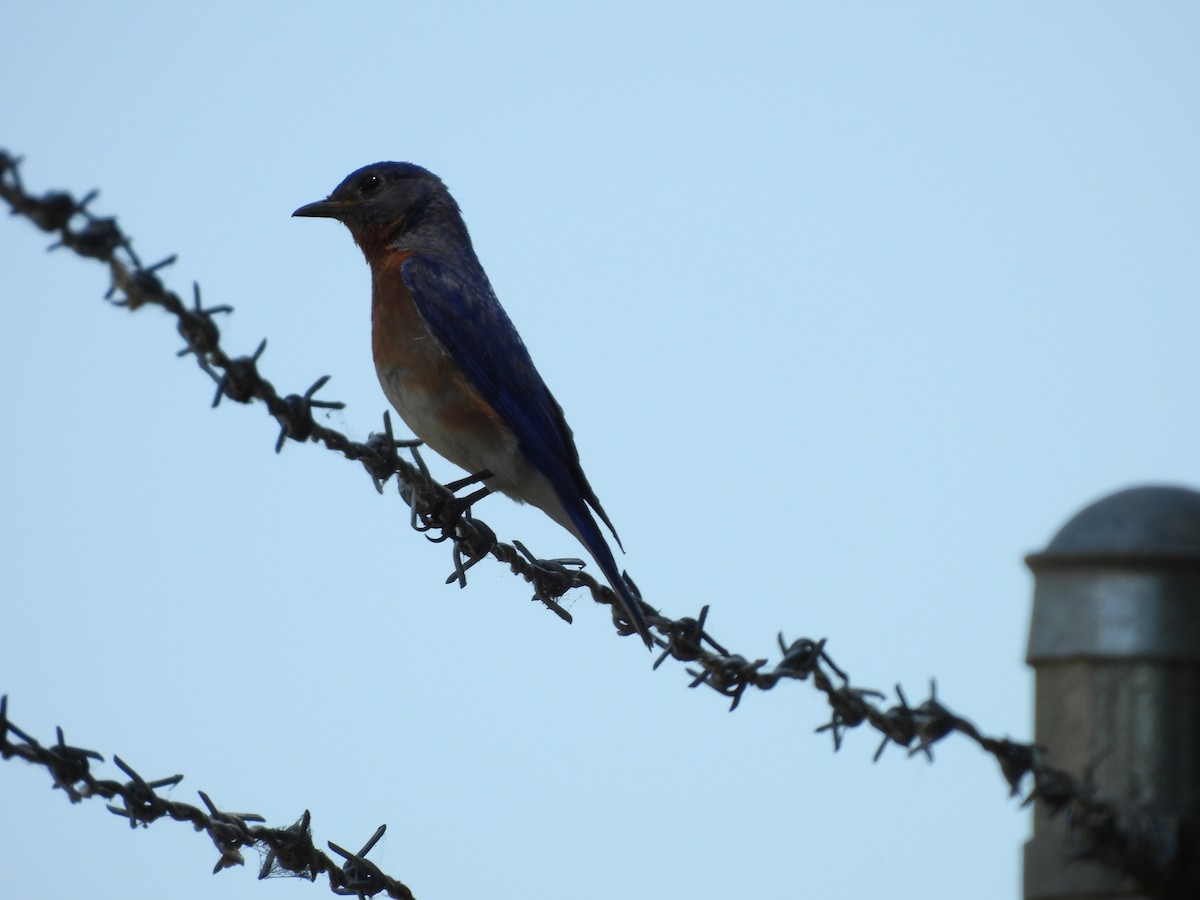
[{"left": 376, "top": 363, "right": 575, "bottom": 536}]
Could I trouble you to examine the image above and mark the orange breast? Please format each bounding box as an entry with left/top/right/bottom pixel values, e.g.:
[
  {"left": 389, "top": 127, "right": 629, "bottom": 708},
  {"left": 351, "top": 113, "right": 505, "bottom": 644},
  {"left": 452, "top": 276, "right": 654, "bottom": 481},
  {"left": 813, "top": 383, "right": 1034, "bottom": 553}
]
[
  {"left": 370, "top": 250, "right": 430, "bottom": 371},
  {"left": 369, "top": 251, "right": 512, "bottom": 468}
]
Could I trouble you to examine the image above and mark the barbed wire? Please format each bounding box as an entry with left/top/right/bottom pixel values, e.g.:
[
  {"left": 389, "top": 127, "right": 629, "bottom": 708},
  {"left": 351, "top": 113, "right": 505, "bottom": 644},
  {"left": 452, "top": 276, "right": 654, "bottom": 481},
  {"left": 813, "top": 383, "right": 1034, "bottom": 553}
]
[
  {"left": 0, "top": 149, "right": 1188, "bottom": 896},
  {"left": 0, "top": 696, "right": 412, "bottom": 897}
]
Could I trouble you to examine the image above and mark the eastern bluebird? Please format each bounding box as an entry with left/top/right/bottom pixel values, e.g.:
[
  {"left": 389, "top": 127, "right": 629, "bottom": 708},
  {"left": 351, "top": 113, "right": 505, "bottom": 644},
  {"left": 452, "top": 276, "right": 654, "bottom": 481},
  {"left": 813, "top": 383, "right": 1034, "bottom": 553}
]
[{"left": 294, "top": 162, "right": 652, "bottom": 647}]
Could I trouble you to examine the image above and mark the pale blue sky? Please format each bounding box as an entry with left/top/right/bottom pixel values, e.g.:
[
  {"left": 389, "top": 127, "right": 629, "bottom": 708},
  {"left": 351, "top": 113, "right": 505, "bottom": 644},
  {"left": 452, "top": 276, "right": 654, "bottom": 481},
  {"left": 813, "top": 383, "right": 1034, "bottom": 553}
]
[{"left": 3, "top": 3, "right": 1198, "bottom": 899}]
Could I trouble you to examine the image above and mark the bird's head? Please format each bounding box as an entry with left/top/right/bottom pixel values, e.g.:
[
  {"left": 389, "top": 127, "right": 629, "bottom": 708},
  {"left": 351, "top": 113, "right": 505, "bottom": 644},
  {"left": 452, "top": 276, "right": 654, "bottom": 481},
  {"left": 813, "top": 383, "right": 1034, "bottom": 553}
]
[{"left": 293, "top": 162, "right": 463, "bottom": 258}]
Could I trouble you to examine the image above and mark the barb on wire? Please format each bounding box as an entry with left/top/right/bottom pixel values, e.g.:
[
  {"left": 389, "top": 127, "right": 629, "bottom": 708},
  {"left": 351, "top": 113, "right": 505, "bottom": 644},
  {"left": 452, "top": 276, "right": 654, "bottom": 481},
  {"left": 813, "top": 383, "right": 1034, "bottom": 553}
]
[{"left": 1, "top": 150, "right": 1189, "bottom": 896}]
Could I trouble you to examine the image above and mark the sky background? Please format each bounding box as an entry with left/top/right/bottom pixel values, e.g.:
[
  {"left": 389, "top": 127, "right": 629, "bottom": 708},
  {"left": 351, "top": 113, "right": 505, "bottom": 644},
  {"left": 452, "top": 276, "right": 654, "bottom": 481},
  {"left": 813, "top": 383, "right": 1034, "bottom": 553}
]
[{"left": 3, "top": 3, "right": 1198, "bottom": 899}]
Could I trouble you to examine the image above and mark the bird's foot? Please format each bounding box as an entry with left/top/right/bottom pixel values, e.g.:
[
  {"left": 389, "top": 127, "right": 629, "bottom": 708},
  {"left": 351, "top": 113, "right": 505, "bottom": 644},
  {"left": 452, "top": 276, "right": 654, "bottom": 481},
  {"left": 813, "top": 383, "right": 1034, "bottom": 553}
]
[
  {"left": 417, "top": 469, "right": 494, "bottom": 541},
  {"left": 444, "top": 516, "right": 497, "bottom": 587}
]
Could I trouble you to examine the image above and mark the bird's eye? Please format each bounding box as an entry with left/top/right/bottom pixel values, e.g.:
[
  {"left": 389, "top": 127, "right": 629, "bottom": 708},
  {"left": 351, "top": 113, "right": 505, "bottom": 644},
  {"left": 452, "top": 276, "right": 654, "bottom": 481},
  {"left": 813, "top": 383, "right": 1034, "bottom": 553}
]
[{"left": 358, "top": 173, "right": 382, "bottom": 197}]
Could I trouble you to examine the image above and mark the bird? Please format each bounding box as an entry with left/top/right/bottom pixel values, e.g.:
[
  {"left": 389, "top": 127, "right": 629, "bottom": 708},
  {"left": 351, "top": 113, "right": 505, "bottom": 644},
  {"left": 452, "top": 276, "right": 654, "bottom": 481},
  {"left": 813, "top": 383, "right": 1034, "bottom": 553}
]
[{"left": 293, "top": 162, "right": 653, "bottom": 647}]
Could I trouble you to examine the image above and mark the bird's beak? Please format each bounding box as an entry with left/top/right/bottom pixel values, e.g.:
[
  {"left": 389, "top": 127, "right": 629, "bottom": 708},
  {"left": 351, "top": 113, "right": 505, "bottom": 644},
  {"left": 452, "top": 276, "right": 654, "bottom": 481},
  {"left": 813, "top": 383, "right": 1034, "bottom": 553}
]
[{"left": 292, "top": 198, "right": 350, "bottom": 219}]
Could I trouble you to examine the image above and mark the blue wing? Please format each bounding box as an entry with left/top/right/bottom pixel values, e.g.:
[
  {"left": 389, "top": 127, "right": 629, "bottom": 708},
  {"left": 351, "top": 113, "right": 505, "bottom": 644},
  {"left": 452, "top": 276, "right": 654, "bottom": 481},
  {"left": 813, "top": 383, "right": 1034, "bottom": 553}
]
[
  {"left": 400, "top": 253, "right": 652, "bottom": 644},
  {"left": 400, "top": 253, "right": 621, "bottom": 546}
]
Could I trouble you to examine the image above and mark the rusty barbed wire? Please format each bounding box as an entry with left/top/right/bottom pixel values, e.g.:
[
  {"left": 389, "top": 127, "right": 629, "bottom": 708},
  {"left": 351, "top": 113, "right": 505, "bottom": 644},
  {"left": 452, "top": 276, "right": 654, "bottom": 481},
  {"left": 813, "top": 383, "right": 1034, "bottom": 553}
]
[
  {"left": 0, "top": 150, "right": 1188, "bottom": 896},
  {"left": 0, "top": 696, "right": 413, "bottom": 898}
]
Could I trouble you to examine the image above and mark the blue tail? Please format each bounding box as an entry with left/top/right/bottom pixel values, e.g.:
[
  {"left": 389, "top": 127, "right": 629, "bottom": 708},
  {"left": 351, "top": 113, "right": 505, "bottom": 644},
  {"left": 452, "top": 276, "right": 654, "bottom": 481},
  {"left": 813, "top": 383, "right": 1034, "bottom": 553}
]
[{"left": 564, "top": 502, "right": 653, "bottom": 647}]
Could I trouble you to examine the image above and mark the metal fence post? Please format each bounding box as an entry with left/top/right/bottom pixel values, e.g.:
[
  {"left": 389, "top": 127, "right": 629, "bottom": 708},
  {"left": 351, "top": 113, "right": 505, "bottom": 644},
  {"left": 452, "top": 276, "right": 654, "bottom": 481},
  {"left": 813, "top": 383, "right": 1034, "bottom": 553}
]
[{"left": 1024, "top": 486, "right": 1200, "bottom": 899}]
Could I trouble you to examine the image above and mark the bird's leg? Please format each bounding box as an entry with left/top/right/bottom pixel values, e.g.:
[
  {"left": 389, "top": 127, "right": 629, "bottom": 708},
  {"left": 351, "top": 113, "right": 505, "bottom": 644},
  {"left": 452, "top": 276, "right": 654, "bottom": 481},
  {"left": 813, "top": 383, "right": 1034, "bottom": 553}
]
[
  {"left": 443, "top": 469, "right": 493, "bottom": 494},
  {"left": 425, "top": 469, "right": 494, "bottom": 539},
  {"left": 444, "top": 468, "right": 493, "bottom": 511},
  {"left": 453, "top": 485, "right": 492, "bottom": 508}
]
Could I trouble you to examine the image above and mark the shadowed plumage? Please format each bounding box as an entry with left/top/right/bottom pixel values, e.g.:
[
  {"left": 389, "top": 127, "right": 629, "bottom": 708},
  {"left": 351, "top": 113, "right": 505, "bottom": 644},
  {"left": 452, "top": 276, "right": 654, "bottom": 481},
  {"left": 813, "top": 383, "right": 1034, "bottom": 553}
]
[{"left": 294, "top": 162, "right": 652, "bottom": 647}]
